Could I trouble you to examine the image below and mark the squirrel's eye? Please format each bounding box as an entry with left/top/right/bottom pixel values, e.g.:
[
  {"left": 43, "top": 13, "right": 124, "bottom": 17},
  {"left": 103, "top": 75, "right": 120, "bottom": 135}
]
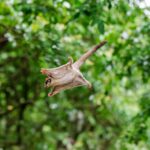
[{"left": 45, "top": 78, "right": 51, "bottom": 85}]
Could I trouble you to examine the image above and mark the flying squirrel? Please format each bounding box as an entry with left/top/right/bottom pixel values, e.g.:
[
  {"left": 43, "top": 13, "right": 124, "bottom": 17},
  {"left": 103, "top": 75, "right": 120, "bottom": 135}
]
[{"left": 41, "top": 41, "right": 107, "bottom": 97}]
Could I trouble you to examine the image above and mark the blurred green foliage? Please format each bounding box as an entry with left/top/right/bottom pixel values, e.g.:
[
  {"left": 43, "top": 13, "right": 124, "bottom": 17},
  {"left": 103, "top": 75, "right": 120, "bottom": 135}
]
[{"left": 0, "top": 0, "right": 150, "bottom": 149}]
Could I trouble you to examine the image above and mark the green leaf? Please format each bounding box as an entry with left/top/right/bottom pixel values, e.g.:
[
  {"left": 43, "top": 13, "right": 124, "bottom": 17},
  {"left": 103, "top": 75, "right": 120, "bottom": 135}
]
[{"left": 98, "top": 20, "right": 105, "bottom": 34}]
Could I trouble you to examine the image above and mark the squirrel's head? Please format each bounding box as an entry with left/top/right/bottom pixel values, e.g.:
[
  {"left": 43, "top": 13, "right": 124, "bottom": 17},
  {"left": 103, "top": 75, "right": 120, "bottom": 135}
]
[{"left": 44, "top": 78, "right": 52, "bottom": 88}]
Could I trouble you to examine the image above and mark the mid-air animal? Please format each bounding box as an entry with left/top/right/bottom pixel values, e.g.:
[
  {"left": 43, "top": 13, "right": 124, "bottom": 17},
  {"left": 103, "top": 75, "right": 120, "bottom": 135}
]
[{"left": 41, "top": 41, "right": 107, "bottom": 97}]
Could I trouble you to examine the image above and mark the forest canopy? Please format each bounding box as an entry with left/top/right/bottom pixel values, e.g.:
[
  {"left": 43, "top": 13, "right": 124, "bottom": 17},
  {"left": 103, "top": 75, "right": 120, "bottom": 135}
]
[{"left": 0, "top": 0, "right": 150, "bottom": 149}]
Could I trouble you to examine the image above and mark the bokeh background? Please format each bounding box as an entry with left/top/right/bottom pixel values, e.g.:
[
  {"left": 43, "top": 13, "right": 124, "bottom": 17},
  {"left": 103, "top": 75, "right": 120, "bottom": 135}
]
[{"left": 0, "top": 0, "right": 150, "bottom": 149}]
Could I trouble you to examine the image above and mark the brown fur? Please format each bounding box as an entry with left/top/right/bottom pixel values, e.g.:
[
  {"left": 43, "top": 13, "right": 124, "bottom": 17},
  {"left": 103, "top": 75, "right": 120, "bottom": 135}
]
[{"left": 41, "top": 41, "right": 107, "bottom": 97}]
